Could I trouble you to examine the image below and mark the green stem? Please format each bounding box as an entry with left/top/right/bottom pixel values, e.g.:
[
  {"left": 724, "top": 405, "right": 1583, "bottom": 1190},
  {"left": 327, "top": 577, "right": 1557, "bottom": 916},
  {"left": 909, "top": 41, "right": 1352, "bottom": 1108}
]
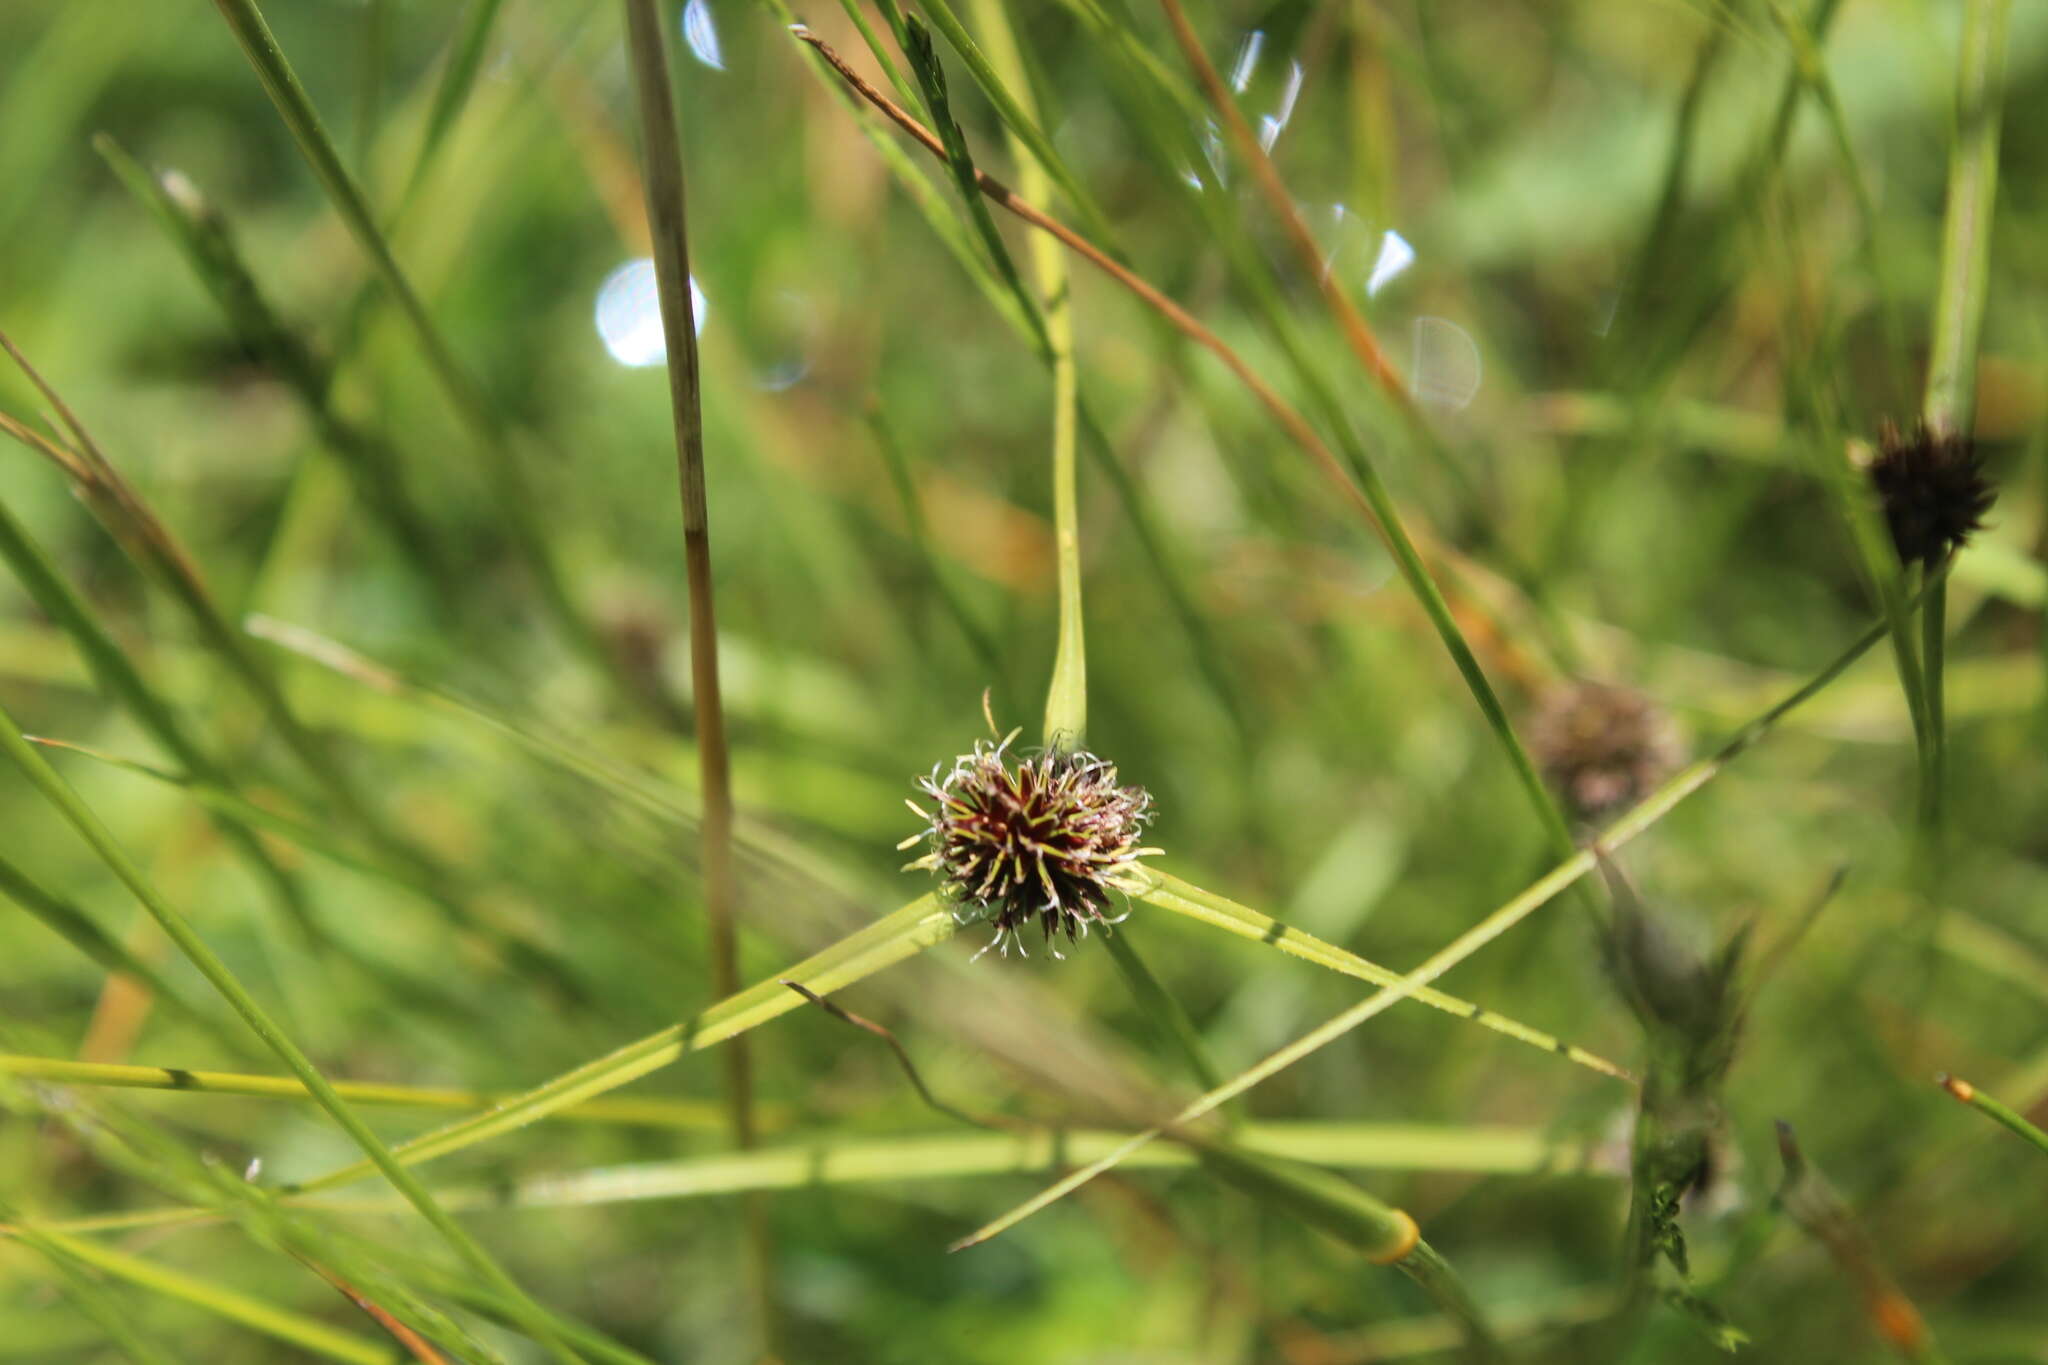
[
  {"left": 1100, "top": 924, "right": 1228, "bottom": 1102},
  {"left": 1940, "top": 1074, "right": 2048, "bottom": 1155},
  {"left": 1923, "top": 0, "right": 2013, "bottom": 438}
]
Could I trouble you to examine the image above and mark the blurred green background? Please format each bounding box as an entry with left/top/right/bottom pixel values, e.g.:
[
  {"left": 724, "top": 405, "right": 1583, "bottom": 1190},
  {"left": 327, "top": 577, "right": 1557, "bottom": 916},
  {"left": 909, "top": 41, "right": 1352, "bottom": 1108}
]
[{"left": 1, "top": 0, "right": 2045, "bottom": 1361}]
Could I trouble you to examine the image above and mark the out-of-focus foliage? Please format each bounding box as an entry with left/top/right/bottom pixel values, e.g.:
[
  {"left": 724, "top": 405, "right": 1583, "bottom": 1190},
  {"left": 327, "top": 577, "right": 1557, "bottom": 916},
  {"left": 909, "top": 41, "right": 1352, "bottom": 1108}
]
[{"left": 1, "top": 1, "right": 2044, "bottom": 1361}]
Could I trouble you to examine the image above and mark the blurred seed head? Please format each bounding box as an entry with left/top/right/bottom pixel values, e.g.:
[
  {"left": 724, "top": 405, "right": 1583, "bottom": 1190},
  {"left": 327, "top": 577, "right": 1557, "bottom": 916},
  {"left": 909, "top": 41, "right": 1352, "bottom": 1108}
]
[
  {"left": 1527, "top": 681, "right": 1682, "bottom": 825},
  {"left": 1870, "top": 420, "right": 1994, "bottom": 567},
  {"left": 902, "top": 730, "right": 1158, "bottom": 959}
]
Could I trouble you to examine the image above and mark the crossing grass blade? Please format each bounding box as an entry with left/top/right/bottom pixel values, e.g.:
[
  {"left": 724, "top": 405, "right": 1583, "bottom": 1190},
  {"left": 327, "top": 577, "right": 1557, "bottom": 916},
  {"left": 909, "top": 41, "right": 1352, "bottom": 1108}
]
[
  {"left": 1136, "top": 870, "right": 1634, "bottom": 1083},
  {"left": 8, "top": 1217, "right": 401, "bottom": 1365},
  {"left": 0, "top": 698, "right": 585, "bottom": 1365},
  {"left": 17, "top": 1119, "right": 1605, "bottom": 1239},
  {"left": 952, "top": 609, "right": 1898, "bottom": 1250},
  {"left": 284, "top": 896, "right": 953, "bottom": 1196}
]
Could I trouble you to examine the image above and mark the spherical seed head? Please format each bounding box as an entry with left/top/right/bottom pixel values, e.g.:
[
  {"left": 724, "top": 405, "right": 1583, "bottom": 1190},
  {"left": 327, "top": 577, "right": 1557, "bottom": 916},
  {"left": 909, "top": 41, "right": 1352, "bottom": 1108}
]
[
  {"left": 1527, "top": 682, "right": 1682, "bottom": 824},
  {"left": 904, "top": 733, "right": 1157, "bottom": 958},
  {"left": 1870, "top": 420, "right": 1994, "bottom": 567}
]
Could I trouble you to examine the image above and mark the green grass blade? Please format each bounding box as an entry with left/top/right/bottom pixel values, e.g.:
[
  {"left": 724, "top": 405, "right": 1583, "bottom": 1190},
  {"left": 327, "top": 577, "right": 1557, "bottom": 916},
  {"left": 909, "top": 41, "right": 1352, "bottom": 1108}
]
[
  {"left": 1921, "top": 0, "right": 2013, "bottom": 827},
  {"left": 93, "top": 135, "right": 459, "bottom": 612},
  {"left": 206, "top": 0, "right": 614, "bottom": 691},
  {"left": 396, "top": 0, "right": 510, "bottom": 217},
  {"left": 915, "top": 0, "right": 1119, "bottom": 245},
  {"left": 0, "top": 1197, "right": 183, "bottom": 1365},
  {"left": 1138, "top": 870, "right": 1633, "bottom": 1083},
  {"left": 0, "top": 1054, "right": 736, "bottom": 1132},
  {"left": 954, "top": 610, "right": 1898, "bottom": 1249},
  {"left": 1924, "top": 0, "right": 2013, "bottom": 437},
  {"left": 0, "top": 697, "right": 584, "bottom": 1364},
  {"left": 1939, "top": 1074, "right": 2048, "bottom": 1156},
  {"left": 289, "top": 896, "right": 952, "bottom": 1195},
  {"left": 30, "top": 1120, "right": 1606, "bottom": 1237},
  {"left": 0, "top": 858, "right": 240, "bottom": 1052},
  {"left": 0, "top": 488, "right": 323, "bottom": 943},
  {"left": 10, "top": 1218, "right": 399, "bottom": 1365}
]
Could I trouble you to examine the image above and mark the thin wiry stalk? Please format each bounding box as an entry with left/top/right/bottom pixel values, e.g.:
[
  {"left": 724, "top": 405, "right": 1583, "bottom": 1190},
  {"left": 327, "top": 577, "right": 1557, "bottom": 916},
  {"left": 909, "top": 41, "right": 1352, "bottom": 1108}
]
[
  {"left": 0, "top": 705, "right": 583, "bottom": 1364},
  {"left": 1938, "top": 1074, "right": 2048, "bottom": 1155},
  {"left": 616, "top": 0, "right": 770, "bottom": 1353},
  {"left": 951, "top": 608, "right": 1902, "bottom": 1249},
  {"left": 1156, "top": 0, "right": 1401, "bottom": 395},
  {"left": 0, "top": 337, "right": 590, "bottom": 1010},
  {"left": 207, "top": 0, "right": 619, "bottom": 693},
  {"left": 791, "top": 25, "right": 1580, "bottom": 870},
  {"left": 1153, "top": 0, "right": 1581, "bottom": 866},
  {"left": 0, "top": 486, "right": 321, "bottom": 946},
  {"left": 1920, "top": 0, "right": 2013, "bottom": 828}
]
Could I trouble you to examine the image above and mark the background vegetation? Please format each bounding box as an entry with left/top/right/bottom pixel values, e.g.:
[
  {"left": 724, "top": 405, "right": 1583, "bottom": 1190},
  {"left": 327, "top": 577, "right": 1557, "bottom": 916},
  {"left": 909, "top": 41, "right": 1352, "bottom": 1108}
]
[{"left": 1, "top": 0, "right": 2044, "bottom": 1361}]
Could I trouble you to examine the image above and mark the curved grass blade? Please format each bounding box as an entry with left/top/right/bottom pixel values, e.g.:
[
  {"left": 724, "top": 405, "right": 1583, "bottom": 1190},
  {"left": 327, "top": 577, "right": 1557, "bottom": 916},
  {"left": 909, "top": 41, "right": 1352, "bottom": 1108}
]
[
  {"left": 1938, "top": 1074, "right": 2048, "bottom": 1156},
  {"left": 953, "top": 611, "right": 1898, "bottom": 1249},
  {"left": 1920, "top": 0, "right": 2014, "bottom": 827},
  {"left": 9, "top": 1217, "right": 399, "bottom": 1365},
  {"left": 288, "top": 896, "right": 952, "bottom": 1196},
  {"left": 1138, "top": 870, "right": 1633, "bottom": 1083},
  {"left": 0, "top": 487, "right": 322, "bottom": 944},
  {"left": 207, "top": 0, "right": 614, "bottom": 690},
  {"left": 0, "top": 699, "right": 583, "bottom": 1364},
  {"left": 0, "top": 857, "right": 242, "bottom": 1054}
]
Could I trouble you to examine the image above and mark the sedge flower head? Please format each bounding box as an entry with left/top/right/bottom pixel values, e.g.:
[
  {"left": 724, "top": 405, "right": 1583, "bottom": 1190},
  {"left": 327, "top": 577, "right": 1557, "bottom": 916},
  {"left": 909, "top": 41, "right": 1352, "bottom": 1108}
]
[{"left": 901, "top": 728, "right": 1158, "bottom": 959}]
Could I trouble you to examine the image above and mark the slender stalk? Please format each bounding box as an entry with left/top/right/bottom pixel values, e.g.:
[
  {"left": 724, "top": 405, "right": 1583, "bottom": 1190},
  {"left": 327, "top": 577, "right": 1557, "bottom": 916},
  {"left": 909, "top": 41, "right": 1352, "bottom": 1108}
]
[
  {"left": 0, "top": 1054, "right": 736, "bottom": 1131},
  {"left": 6, "top": 1217, "right": 396, "bottom": 1365},
  {"left": 1938, "top": 1074, "right": 2048, "bottom": 1155},
  {"left": 208, "top": 0, "right": 616, "bottom": 689},
  {"left": 1156, "top": 0, "right": 1400, "bottom": 396},
  {"left": 791, "top": 26, "right": 1580, "bottom": 871},
  {"left": 616, "top": 0, "right": 770, "bottom": 1353},
  {"left": 951, "top": 610, "right": 1900, "bottom": 1249},
  {"left": 1919, "top": 0, "right": 2012, "bottom": 829},
  {"left": 0, "top": 702, "right": 582, "bottom": 1363}
]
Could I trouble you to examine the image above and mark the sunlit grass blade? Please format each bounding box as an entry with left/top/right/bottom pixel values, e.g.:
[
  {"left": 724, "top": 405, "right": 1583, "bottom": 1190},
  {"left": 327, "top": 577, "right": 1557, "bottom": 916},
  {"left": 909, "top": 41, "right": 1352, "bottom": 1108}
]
[
  {"left": 0, "top": 1054, "right": 739, "bottom": 1132},
  {"left": 0, "top": 484, "right": 321, "bottom": 945},
  {"left": 289, "top": 896, "right": 952, "bottom": 1196},
  {"left": 10, "top": 1217, "right": 400, "bottom": 1365},
  {"left": 207, "top": 0, "right": 615, "bottom": 692},
  {"left": 953, "top": 609, "right": 1898, "bottom": 1249},
  {"left": 93, "top": 134, "right": 459, "bottom": 614},
  {"left": 1138, "top": 870, "right": 1633, "bottom": 1083},
  {"left": 792, "top": 26, "right": 1582, "bottom": 877},
  {"left": 0, "top": 1195, "right": 182, "bottom": 1365},
  {"left": 0, "top": 859, "right": 240, "bottom": 1053},
  {"left": 914, "top": 0, "right": 1119, "bottom": 245},
  {"left": 27, "top": 1120, "right": 1606, "bottom": 1239},
  {"left": 1920, "top": 0, "right": 2013, "bottom": 828},
  {"left": 394, "top": 0, "right": 509, "bottom": 217},
  {"left": 0, "top": 697, "right": 583, "bottom": 1364}
]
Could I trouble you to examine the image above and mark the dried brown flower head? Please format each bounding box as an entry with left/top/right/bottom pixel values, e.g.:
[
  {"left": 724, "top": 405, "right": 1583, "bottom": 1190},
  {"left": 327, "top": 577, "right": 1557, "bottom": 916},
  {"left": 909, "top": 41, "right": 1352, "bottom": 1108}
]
[
  {"left": 1527, "top": 681, "right": 1682, "bottom": 824},
  {"left": 901, "top": 729, "right": 1158, "bottom": 959},
  {"left": 1870, "top": 420, "right": 1994, "bottom": 567}
]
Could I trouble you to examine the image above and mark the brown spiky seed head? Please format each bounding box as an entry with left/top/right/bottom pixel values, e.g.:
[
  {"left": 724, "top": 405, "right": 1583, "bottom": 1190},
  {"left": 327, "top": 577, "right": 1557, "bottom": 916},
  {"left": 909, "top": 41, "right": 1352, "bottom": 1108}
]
[
  {"left": 1870, "top": 420, "right": 1994, "bottom": 567},
  {"left": 1527, "top": 682, "right": 1682, "bottom": 824},
  {"left": 902, "top": 732, "right": 1157, "bottom": 957}
]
